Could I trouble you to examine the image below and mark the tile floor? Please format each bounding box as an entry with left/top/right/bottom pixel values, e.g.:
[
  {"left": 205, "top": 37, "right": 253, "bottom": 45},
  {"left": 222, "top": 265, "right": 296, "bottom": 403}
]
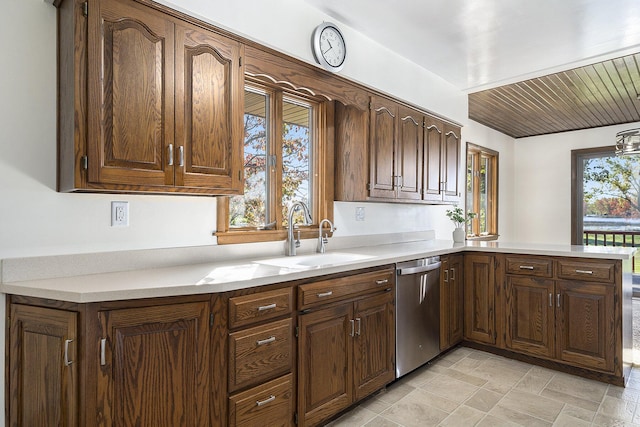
[{"left": 327, "top": 347, "right": 640, "bottom": 427}]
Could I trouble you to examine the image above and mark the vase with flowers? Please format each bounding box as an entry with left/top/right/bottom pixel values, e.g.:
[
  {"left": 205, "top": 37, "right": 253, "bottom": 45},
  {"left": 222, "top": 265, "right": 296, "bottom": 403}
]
[{"left": 445, "top": 207, "right": 477, "bottom": 243}]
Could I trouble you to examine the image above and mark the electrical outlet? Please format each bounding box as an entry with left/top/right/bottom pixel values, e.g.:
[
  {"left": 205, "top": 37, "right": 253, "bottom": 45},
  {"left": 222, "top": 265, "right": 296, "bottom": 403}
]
[
  {"left": 111, "top": 201, "right": 129, "bottom": 227},
  {"left": 355, "top": 206, "right": 365, "bottom": 221}
]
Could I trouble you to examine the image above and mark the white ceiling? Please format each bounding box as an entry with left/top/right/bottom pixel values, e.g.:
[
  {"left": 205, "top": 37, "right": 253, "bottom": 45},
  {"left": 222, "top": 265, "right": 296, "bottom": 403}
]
[{"left": 302, "top": 0, "right": 640, "bottom": 91}]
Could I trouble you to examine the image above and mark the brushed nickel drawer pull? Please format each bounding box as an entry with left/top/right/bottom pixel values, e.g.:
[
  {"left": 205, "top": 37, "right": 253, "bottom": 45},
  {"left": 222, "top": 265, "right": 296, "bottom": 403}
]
[
  {"left": 168, "top": 144, "right": 174, "bottom": 166},
  {"left": 519, "top": 265, "right": 534, "bottom": 270},
  {"left": 256, "top": 395, "right": 276, "bottom": 407},
  {"left": 258, "top": 303, "right": 277, "bottom": 311},
  {"left": 557, "top": 293, "right": 561, "bottom": 308},
  {"left": 549, "top": 293, "right": 552, "bottom": 307},
  {"left": 178, "top": 145, "right": 184, "bottom": 167},
  {"left": 451, "top": 267, "right": 456, "bottom": 281},
  {"left": 64, "top": 339, "right": 73, "bottom": 366},
  {"left": 444, "top": 269, "right": 449, "bottom": 283},
  {"left": 376, "top": 279, "right": 389, "bottom": 285},
  {"left": 256, "top": 336, "right": 276, "bottom": 346},
  {"left": 350, "top": 319, "right": 355, "bottom": 337},
  {"left": 317, "top": 291, "right": 333, "bottom": 298},
  {"left": 575, "top": 269, "right": 593, "bottom": 274},
  {"left": 100, "top": 338, "right": 106, "bottom": 366},
  {"left": 356, "top": 318, "right": 361, "bottom": 336}
]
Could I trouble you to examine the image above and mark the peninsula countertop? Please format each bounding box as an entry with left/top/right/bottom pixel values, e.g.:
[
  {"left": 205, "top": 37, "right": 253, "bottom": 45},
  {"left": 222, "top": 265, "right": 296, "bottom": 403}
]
[{"left": 1, "top": 237, "right": 635, "bottom": 303}]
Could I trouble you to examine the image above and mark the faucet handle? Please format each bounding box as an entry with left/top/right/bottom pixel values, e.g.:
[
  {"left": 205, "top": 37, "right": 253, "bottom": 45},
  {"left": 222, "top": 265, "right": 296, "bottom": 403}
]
[{"left": 295, "top": 230, "right": 301, "bottom": 248}]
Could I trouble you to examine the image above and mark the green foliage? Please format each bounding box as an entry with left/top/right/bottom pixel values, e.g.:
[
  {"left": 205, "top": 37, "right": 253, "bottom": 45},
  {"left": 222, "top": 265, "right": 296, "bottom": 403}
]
[
  {"left": 584, "top": 155, "right": 640, "bottom": 217},
  {"left": 446, "top": 207, "right": 477, "bottom": 228}
]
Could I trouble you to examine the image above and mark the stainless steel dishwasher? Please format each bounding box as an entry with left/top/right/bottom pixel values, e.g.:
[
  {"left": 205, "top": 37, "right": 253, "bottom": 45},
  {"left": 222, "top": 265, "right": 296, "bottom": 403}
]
[{"left": 395, "top": 256, "right": 441, "bottom": 378}]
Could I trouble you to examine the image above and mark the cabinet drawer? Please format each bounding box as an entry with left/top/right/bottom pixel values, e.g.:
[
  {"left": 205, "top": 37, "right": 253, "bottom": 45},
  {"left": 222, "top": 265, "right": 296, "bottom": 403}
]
[
  {"left": 229, "top": 287, "right": 293, "bottom": 329},
  {"left": 298, "top": 268, "right": 394, "bottom": 311},
  {"left": 229, "top": 318, "right": 292, "bottom": 392},
  {"left": 229, "top": 374, "right": 293, "bottom": 427},
  {"left": 557, "top": 259, "right": 615, "bottom": 283},
  {"left": 506, "top": 256, "right": 553, "bottom": 277}
]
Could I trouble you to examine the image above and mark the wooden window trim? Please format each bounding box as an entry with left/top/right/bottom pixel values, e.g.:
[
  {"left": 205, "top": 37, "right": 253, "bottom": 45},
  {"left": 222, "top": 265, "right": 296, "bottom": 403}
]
[
  {"left": 466, "top": 142, "right": 499, "bottom": 240},
  {"left": 215, "top": 80, "right": 334, "bottom": 245}
]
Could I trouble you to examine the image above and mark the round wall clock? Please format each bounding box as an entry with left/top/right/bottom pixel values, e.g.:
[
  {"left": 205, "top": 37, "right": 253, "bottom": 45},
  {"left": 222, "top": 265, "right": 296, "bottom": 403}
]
[{"left": 312, "top": 22, "right": 346, "bottom": 73}]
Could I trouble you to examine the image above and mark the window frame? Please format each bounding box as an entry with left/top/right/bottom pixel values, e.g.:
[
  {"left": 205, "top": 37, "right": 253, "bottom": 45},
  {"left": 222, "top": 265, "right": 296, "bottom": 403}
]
[
  {"left": 215, "top": 79, "right": 334, "bottom": 245},
  {"left": 465, "top": 142, "right": 499, "bottom": 240}
]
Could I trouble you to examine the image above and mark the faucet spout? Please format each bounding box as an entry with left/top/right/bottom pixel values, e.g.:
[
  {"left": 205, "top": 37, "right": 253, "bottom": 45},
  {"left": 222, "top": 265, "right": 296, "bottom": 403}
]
[
  {"left": 286, "top": 201, "right": 313, "bottom": 256},
  {"left": 316, "top": 219, "right": 336, "bottom": 253}
]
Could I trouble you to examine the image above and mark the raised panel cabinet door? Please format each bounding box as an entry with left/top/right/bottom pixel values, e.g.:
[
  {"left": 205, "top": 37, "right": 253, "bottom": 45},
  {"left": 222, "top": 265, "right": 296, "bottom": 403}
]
[
  {"left": 448, "top": 255, "right": 465, "bottom": 345},
  {"left": 298, "top": 303, "right": 353, "bottom": 427},
  {"left": 556, "top": 281, "right": 615, "bottom": 372},
  {"left": 97, "top": 302, "right": 211, "bottom": 427},
  {"left": 505, "top": 276, "right": 555, "bottom": 358},
  {"left": 442, "top": 124, "right": 461, "bottom": 202},
  {"left": 396, "top": 107, "right": 423, "bottom": 200},
  {"left": 464, "top": 254, "right": 496, "bottom": 344},
  {"left": 9, "top": 304, "right": 78, "bottom": 427},
  {"left": 87, "top": 0, "right": 175, "bottom": 187},
  {"left": 423, "top": 116, "right": 444, "bottom": 201},
  {"left": 369, "top": 96, "right": 398, "bottom": 199},
  {"left": 175, "top": 22, "right": 244, "bottom": 192},
  {"left": 353, "top": 291, "right": 395, "bottom": 401}
]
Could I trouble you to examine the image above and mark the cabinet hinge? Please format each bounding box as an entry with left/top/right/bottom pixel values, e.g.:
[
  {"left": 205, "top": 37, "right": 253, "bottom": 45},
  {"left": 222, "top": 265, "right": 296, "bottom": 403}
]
[
  {"left": 210, "top": 313, "right": 214, "bottom": 328},
  {"left": 368, "top": 101, "right": 372, "bottom": 110},
  {"left": 239, "top": 56, "right": 242, "bottom": 67},
  {"left": 294, "top": 412, "right": 298, "bottom": 425},
  {"left": 295, "top": 326, "right": 299, "bottom": 338},
  {"left": 367, "top": 182, "right": 371, "bottom": 191},
  {"left": 81, "top": 155, "right": 88, "bottom": 170},
  {"left": 82, "top": 1, "right": 88, "bottom": 17}
]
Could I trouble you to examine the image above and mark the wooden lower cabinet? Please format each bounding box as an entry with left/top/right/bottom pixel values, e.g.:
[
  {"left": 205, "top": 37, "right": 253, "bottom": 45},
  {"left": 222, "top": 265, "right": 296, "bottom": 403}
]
[
  {"left": 464, "top": 253, "right": 496, "bottom": 345},
  {"left": 97, "top": 301, "right": 212, "bottom": 426},
  {"left": 8, "top": 304, "right": 78, "bottom": 427},
  {"left": 440, "top": 254, "right": 464, "bottom": 351},
  {"left": 228, "top": 374, "right": 294, "bottom": 427}
]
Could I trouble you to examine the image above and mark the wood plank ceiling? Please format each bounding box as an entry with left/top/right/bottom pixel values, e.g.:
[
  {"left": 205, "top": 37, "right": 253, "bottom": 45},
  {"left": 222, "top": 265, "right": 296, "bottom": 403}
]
[{"left": 468, "top": 52, "right": 640, "bottom": 139}]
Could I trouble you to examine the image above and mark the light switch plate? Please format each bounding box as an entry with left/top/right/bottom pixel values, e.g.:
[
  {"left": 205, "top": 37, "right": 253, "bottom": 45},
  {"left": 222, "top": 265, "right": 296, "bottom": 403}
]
[{"left": 111, "top": 201, "right": 129, "bottom": 227}]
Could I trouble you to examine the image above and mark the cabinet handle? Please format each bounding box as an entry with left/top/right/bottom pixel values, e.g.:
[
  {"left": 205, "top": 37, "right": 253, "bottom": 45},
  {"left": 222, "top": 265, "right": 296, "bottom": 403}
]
[
  {"left": 356, "top": 318, "right": 361, "bottom": 336},
  {"left": 375, "top": 279, "right": 389, "bottom": 285},
  {"left": 256, "top": 395, "right": 276, "bottom": 407},
  {"left": 451, "top": 267, "right": 455, "bottom": 281},
  {"left": 257, "top": 303, "right": 277, "bottom": 311},
  {"left": 179, "top": 146, "right": 184, "bottom": 167},
  {"left": 256, "top": 336, "right": 276, "bottom": 346},
  {"left": 64, "top": 339, "right": 73, "bottom": 366},
  {"left": 444, "top": 269, "right": 449, "bottom": 283},
  {"left": 317, "top": 291, "right": 333, "bottom": 298},
  {"left": 549, "top": 293, "right": 552, "bottom": 307},
  {"left": 100, "top": 338, "right": 106, "bottom": 366},
  {"left": 557, "top": 293, "right": 561, "bottom": 308},
  {"left": 350, "top": 319, "right": 355, "bottom": 337},
  {"left": 168, "top": 144, "right": 174, "bottom": 166},
  {"left": 519, "top": 265, "right": 534, "bottom": 270},
  {"left": 575, "top": 269, "right": 593, "bottom": 275}
]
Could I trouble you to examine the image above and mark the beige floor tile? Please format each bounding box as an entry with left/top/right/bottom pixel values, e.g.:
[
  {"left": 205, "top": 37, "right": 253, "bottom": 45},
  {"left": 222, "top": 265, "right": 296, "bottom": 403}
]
[
  {"left": 597, "top": 395, "right": 637, "bottom": 422},
  {"left": 466, "top": 388, "right": 504, "bottom": 412},
  {"left": 483, "top": 379, "right": 516, "bottom": 395},
  {"left": 559, "top": 404, "right": 595, "bottom": 423},
  {"left": 539, "top": 387, "right": 601, "bottom": 412},
  {"left": 363, "top": 416, "right": 401, "bottom": 427},
  {"left": 515, "top": 370, "right": 553, "bottom": 395},
  {"left": 328, "top": 406, "right": 377, "bottom": 426},
  {"left": 376, "top": 382, "right": 415, "bottom": 404},
  {"left": 439, "top": 348, "right": 472, "bottom": 364},
  {"left": 543, "top": 372, "right": 608, "bottom": 403},
  {"left": 439, "top": 405, "right": 485, "bottom": 426},
  {"left": 477, "top": 414, "right": 520, "bottom": 427},
  {"left": 551, "top": 412, "right": 590, "bottom": 427},
  {"left": 417, "top": 390, "right": 460, "bottom": 413},
  {"left": 443, "top": 367, "right": 488, "bottom": 387},
  {"left": 489, "top": 404, "right": 553, "bottom": 427},
  {"left": 380, "top": 389, "right": 449, "bottom": 427},
  {"left": 359, "top": 395, "right": 393, "bottom": 415},
  {"left": 420, "top": 373, "right": 479, "bottom": 403},
  {"left": 497, "top": 389, "right": 563, "bottom": 423},
  {"left": 609, "top": 384, "right": 640, "bottom": 403},
  {"left": 401, "top": 366, "right": 441, "bottom": 388},
  {"left": 592, "top": 412, "right": 640, "bottom": 426}
]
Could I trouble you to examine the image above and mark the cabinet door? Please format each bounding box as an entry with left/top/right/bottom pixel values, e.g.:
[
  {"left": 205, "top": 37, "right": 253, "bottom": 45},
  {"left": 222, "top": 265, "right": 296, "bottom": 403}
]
[
  {"left": 442, "top": 124, "right": 461, "bottom": 202},
  {"left": 353, "top": 291, "right": 395, "bottom": 401},
  {"left": 369, "top": 96, "right": 397, "bottom": 199},
  {"left": 464, "top": 254, "right": 496, "bottom": 344},
  {"left": 556, "top": 281, "right": 615, "bottom": 372},
  {"left": 298, "top": 304, "right": 353, "bottom": 427},
  {"left": 505, "top": 276, "right": 555, "bottom": 358},
  {"left": 88, "top": 0, "right": 175, "bottom": 187},
  {"left": 423, "top": 116, "right": 444, "bottom": 202},
  {"left": 175, "top": 22, "right": 243, "bottom": 192},
  {"left": 9, "top": 305, "right": 78, "bottom": 427},
  {"left": 97, "top": 302, "right": 211, "bottom": 426},
  {"left": 396, "top": 107, "right": 422, "bottom": 201},
  {"left": 448, "top": 255, "right": 465, "bottom": 345}
]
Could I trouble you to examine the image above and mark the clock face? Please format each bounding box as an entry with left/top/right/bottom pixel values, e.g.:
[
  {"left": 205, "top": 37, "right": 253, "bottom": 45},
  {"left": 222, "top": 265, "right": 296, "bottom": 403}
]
[{"left": 312, "top": 23, "right": 346, "bottom": 72}]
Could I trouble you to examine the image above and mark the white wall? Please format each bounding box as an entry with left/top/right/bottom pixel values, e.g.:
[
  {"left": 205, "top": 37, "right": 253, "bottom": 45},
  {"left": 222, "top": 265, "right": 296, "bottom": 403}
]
[
  {"left": 512, "top": 122, "right": 640, "bottom": 244},
  {"left": 0, "top": 0, "right": 517, "bottom": 420}
]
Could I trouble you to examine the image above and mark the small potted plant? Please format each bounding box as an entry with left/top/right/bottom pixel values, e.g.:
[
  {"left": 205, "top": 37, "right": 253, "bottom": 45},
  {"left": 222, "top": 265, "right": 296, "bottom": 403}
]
[{"left": 446, "top": 207, "right": 477, "bottom": 243}]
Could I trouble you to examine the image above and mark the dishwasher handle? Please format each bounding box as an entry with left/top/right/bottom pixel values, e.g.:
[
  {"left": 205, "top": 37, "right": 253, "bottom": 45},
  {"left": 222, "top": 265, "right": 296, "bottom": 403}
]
[{"left": 397, "top": 261, "right": 441, "bottom": 276}]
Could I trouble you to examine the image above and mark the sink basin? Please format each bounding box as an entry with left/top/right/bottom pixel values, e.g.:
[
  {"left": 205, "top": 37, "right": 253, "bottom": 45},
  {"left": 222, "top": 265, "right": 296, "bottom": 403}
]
[{"left": 254, "top": 252, "right": 373, "bottom": 269}]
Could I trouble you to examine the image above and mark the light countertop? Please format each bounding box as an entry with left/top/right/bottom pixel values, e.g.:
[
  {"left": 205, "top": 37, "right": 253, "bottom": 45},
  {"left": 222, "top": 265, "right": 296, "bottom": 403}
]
[{"left": 1, "top": 238, "right": 635, "bottom": 303}]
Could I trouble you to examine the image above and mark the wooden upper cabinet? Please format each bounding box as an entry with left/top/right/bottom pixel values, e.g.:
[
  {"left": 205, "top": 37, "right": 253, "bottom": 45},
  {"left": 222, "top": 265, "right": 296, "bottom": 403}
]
[
  {"left": 175, "top": 22, "right": 243, "bottom": 192},
  {"left": 369, "top": 96, "right": 397, "bottom": 199},
  {"left": 442, "top": 124, "right": 461, "bottom": 202},
  {"left": 60, "top": 0, "right": 243, "bottom": 195},
  {"left": 88, "top": 0, "right": 175, "bottom": 188},
  {"left": 397, "top": 106, "right": 423, "bottom": 201},
  {"left": 423, "top": 116, "right": 461, "bottom": 203}
]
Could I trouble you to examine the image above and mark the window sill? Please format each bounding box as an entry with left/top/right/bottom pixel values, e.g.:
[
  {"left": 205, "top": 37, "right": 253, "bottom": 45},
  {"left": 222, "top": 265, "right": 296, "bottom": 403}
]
[
  {"left": 215, "top": 227, "right": 331, "bottom": 245},
  {"left": 466, "top": 234, "right": 499, "bottom": 242}
]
